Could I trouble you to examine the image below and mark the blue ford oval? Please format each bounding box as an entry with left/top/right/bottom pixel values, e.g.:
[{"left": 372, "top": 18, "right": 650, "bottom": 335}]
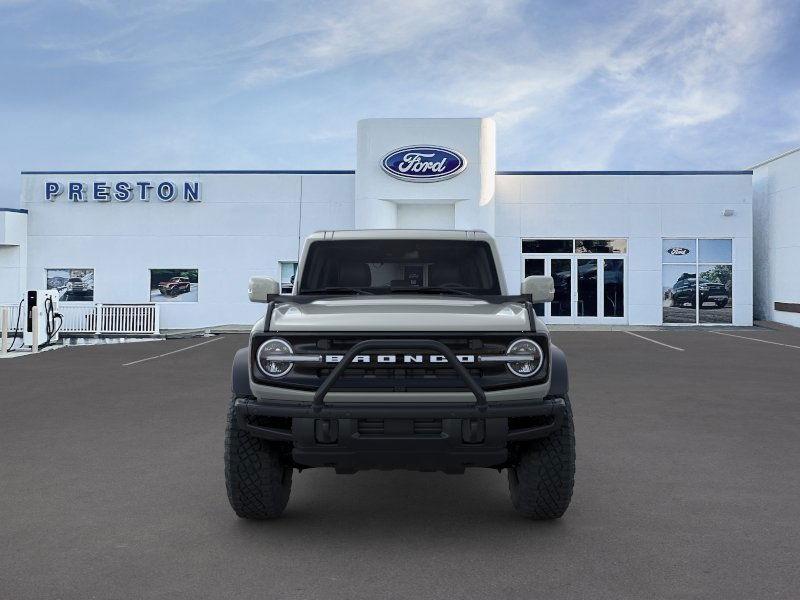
[{"left": 381, "top": 145, "right": 468, "bottom": 182}]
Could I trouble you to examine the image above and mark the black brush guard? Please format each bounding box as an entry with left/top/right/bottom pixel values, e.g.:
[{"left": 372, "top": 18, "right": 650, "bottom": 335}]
[
  {"left": 240, "top": 336, "right": 564, "bottom": 422},
  {"left": 312, "top": 338, "right": 487, "bottom": 412}
]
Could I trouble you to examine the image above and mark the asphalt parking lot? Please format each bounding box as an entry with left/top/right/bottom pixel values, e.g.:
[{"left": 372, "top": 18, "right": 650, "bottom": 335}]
[{"left": 2, "top": 327, "right": 799, "bottom": 599}]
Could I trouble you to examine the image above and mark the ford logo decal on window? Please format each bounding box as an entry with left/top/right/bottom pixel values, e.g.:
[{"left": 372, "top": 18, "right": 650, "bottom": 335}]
[
  {"left": 667, "top": 247, "right": 691, "bottom": 256},
  {"left": 381, "top": 145, "right": 467, "bottom": 182}
]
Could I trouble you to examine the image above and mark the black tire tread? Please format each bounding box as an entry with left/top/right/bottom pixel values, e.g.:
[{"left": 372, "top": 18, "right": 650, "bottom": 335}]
[
  {"left": 224, "top": 396, "right": 292, "bottom": 519},
  {"left": 508, "top": 395, "right": 575, "bottom": 519}
]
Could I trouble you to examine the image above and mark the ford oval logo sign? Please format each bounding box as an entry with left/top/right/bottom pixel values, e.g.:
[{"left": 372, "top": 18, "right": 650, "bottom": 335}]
[
  {"left": 381, "top": 145, "right": 467, "bottom": 182},
  {"left": 667, "top": 247, "right": 691, "bottom": 256}
]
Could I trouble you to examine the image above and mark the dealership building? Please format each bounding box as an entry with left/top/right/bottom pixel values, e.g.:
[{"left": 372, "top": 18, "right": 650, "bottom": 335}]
[{"left": 1, "top": 117, "right": 797, "bottom": 333}]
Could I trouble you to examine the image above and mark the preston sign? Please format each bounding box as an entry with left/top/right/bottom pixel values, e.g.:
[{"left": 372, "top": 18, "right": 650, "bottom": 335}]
[
  {"left": 44, "top": 181, "right": 201, "bottom": 202},
  {"left": 381, "top": 145, "right": 467, "bottom": 182}
]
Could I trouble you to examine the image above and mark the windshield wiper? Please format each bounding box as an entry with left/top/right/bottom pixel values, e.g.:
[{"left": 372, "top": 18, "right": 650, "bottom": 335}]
[
  {"left": 389, "top": 286, "right": 477, "bottom": 298},
  {"left": 301, "top": 287, "right": 374, "bottom": 295}
]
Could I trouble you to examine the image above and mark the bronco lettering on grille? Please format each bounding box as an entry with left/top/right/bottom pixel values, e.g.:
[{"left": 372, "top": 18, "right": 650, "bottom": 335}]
[{"left": 324, "top": 354, "right": 476, "bottom": 364}]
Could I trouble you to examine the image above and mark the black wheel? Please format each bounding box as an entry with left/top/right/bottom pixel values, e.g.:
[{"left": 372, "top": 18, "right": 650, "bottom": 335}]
[
  {"left": 716, "top": 299, "right": 728, "bottom": 308},
  {"left": 225, "top": 396, "right": 292, "bottom": 519},
  {"left": 508, "top": 396, "right": 575, "bottom": 519}
]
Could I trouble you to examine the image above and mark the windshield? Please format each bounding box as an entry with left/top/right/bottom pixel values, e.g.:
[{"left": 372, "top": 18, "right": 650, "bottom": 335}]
[{"left": 298, "top": 239, "right": 501, "bottom": 295}]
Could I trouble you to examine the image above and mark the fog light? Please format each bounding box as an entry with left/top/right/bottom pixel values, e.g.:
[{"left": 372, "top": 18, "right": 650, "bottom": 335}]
[
  {"left": 256, "top": 338, "right": 293, "bottom": 377},
  {"left": 506, "top": 338, "right": 544, "bottom": 378}
]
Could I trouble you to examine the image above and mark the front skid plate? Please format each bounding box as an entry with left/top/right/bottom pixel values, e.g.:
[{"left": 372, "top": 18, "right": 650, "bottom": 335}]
[{"left": 234, "top": 398, "right": 566, "bottom": 472}]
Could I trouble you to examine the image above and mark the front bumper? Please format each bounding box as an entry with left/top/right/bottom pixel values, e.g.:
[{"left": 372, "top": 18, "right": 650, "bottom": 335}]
[{"left": 234, "top": 396, "right": 566, "bottom": 473}]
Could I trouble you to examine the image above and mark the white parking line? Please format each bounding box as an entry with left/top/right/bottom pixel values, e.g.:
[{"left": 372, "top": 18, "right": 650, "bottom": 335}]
[
  {"left": 710, "top": 331, "right": 800, "bottom": 349},
  {"left": 122, "top": 336, "right": 223, "bottom": 366},
  {"left": 623, "top": 331, "right": 685, "bottom": 351}
]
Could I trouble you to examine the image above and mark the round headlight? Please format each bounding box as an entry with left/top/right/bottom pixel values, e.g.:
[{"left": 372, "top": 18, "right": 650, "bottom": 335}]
[
  {"left": 506, "top": 338, "right": 544, "bottom": 378},
  {"left": 256, "top": 338, "right": 293, "bottom": 378}
]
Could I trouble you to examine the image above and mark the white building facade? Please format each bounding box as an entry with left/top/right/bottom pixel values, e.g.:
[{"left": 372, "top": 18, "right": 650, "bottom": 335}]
[
  {"left": 753, "top": 147, "right": 800, "bottom": 328},
  {"left": 2, "top": 118, "right": 755, "bottom": 330}
]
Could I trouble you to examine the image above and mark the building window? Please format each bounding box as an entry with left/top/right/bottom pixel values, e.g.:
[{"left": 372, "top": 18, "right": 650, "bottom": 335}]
[
  {"left": 521, "top": 239, "right": 573, "bottom": 253},
  {"left": 575, "top": 239, "right": 627, "bottom": 254},
  {"left": 46, "top": 268, "right": 94, "bottom": 302},
  {"left": 662, "top": 239, "right": 732, "bottom": 324},
  {"left": 149, "top": 269, "right": 199, "bottom": 302},
  {"left": 279, "top": 261, "right": 298, "bottom": 294}
]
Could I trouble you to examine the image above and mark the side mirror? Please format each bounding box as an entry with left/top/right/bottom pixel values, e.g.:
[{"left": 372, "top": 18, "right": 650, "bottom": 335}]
[
  {"left": 248, "top": 276, "right": 280, "bottom": 303},
  {"left": 521, "top": 275, "right": 554, "bottom": 303}
]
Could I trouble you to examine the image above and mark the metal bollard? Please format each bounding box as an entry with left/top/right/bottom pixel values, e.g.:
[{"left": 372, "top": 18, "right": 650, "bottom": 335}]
[
  {"left": 31, "top": 307, "right": 38, "bottom": 354},
  {"left": 1, "top": 307, "right": 7, "bottom": 353}
]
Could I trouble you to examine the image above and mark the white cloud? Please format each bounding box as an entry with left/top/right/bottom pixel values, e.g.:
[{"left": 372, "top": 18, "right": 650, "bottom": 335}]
[
  {"left": 604, "top": 0, "right": 781, "bottom": 128},
  {"left": 457, "top": 1, "right": 778, "bottom": 119},
  {"left": 238, "top": 0, "right": 520, "bottom": 87},
  {"left": 427, "top": 0, "right": 788, "bottom": 167},
  {"left": 1, "top": 0, "right": 796, "bottom": 180}
]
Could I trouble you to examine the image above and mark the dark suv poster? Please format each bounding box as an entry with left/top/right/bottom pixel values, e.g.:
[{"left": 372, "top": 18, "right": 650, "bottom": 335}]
[
  {"left": 149, "top": 269, "right": 199, "bottom": 302},
  {"left": 46, "top": 268, "right": 94, "bottom": 302},
  {"left": 662, "top": 239, "right": 732, "bottom": 324}
]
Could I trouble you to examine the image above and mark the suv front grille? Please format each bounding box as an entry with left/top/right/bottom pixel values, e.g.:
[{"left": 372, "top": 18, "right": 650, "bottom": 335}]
[
  {"left": 252, "top": 333, "right": 549, "bottom": 392},
  {"left": 292, "top": 336, "right": 509, "bottom": 382}
]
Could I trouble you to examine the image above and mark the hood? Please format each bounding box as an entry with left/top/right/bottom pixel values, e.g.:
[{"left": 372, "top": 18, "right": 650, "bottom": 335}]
[{"left": 269, "top": 296, "right": 530, "bottom": 332}]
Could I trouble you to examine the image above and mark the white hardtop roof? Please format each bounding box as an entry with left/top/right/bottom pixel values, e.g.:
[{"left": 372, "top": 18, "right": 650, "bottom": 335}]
[{"left": 307, "top": 229, "right": 493, "bottom": 241}]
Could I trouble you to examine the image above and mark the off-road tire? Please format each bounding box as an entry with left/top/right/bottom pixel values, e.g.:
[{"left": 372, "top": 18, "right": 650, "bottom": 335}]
[
  {"left": 508, "top": 395, "right": 575, "bottom": 519},
  {"left": 225, "top": 396, "right": 292, "bottom": 519}
]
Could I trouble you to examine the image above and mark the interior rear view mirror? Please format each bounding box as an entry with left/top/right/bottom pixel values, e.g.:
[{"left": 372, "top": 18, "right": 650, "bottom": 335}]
[
  {"left": 521, "top": 275, "right": 555, "bottom": 303},
  {"left": 248, "top": 276, "right": 280, "bottom": 303}
]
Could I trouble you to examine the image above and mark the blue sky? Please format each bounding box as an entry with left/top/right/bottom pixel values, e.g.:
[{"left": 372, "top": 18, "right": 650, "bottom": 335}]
[{"left": 1, "top": 0, "right": 799, "bottom": 208}]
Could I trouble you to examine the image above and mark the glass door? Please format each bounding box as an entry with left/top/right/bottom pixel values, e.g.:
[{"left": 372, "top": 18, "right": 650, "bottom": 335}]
[
  {"left": 603, "top": 258, "right": 625, "bottom": 319},
  {"left": 523, "top": 256, "right": 574, "bottom": 323},
  {"left": 522, "top": 254, "right": 626, "bottom": 324},
  {"left": 549, "top": 258, "right": 573, "bottom": 322},
  {"left": 576, "top": 258, "right": 598, "bottom": 317},
  {"left": 574, "top": 256, "right": 626, "bottom": 323}
]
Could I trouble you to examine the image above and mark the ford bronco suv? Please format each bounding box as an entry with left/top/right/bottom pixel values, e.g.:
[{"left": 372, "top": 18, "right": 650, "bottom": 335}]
[
  {"left": 65, "top": 277, "right": 91, "bottom": 298},
  {"left": 226, "top": 230, "right": 574, "bottom": 520},
  {"left": 158, "top": 276, "right": 191, "bottom": 297}
]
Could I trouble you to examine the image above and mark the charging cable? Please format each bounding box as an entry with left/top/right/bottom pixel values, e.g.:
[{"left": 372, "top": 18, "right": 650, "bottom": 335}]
[
  {"left": 5, "top": 297, "right": 24, "bottom": 352},
  {"left": 42, "top": 295, "right": 63, "bottom": 347}
]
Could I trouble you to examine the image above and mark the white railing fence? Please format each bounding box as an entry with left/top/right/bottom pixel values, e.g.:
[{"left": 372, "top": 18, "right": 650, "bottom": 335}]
[
  {"left": 0, "top": 302, "right": 160, "bottom": 335},
  {"left": 59, "top": 303, "right": 97, "bottom": 333},
  {"left": 0, "top": 302, "right": 23, "bottom": 335},
  {"left": 97, "top": 304, "right": 160, "bottom": 334}
]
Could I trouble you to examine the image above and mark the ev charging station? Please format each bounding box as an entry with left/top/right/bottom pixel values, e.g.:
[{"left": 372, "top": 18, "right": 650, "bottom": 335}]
[{"left": 23, "top": 289, "right": 62, "bottom": 349}]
